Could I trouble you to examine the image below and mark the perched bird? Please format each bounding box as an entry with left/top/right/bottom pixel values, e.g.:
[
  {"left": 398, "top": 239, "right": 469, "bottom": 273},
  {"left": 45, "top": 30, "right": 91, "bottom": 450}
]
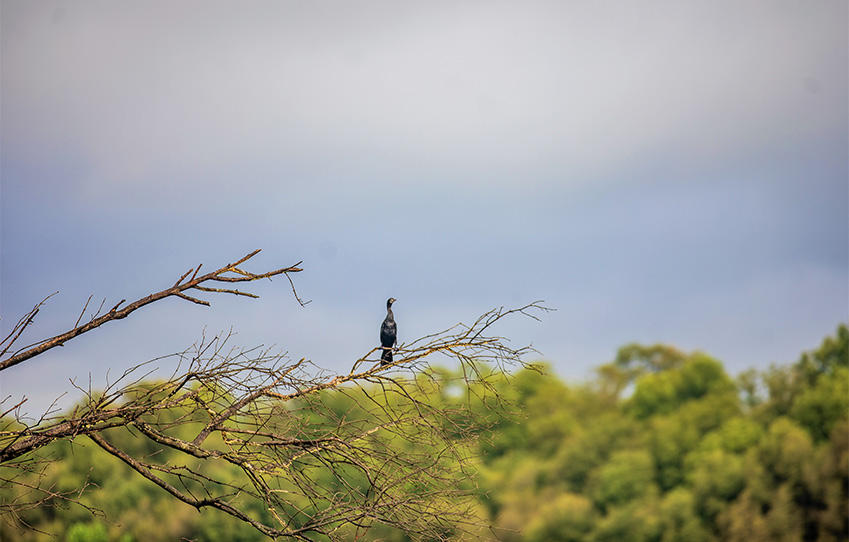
[{"left": 380, "top": 298, "right": 397, "bottom": 365}]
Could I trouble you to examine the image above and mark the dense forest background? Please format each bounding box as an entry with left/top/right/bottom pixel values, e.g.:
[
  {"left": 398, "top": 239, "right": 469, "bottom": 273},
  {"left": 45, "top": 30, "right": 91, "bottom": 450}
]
[{"left": 3, "top": 324, "right": 846, "bottom": 542}]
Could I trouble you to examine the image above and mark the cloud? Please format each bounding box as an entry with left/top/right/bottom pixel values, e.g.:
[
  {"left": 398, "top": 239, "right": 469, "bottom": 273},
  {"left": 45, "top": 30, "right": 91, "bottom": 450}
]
[
  {"left": 3, "top": 0, "right": 845, "bottom": 205},
  {"left": 1, "top": 1, "right": 846, "bottom": 416}
]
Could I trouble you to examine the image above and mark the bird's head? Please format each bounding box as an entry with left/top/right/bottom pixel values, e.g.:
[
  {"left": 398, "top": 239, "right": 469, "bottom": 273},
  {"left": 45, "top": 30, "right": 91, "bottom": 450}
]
[{"left": 387, "top": 297, "right": 396, "bottom": 308}]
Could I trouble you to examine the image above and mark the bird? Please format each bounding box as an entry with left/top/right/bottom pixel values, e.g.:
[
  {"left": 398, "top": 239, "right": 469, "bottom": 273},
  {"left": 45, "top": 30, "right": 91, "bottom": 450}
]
[{"left": 380, "top": 298, "right": 397, "bottom": 365}]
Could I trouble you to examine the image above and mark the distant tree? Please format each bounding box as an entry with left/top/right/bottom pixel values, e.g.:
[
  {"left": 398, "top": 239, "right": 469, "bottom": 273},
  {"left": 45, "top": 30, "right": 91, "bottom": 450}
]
[{"left": 0, "top": 250, "right": 548, "bottom": 541}]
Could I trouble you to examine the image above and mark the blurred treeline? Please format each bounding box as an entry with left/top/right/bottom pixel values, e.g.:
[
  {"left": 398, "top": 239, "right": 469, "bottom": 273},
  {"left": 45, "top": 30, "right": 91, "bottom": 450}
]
[{"left": 3, "top": 325, "right": 846, "bottom": 542}]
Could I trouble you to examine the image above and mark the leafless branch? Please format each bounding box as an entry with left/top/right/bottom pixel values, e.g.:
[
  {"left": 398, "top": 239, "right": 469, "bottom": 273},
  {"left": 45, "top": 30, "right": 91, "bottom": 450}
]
[
  {"left": 0, "top": 251, "right": 549, "bottom": 541},
  {"left": 0, "top": 292, "right": 58, "bottom": 359},
  {"left": 0, "top": 249, "right": 303, "bottom": 371}
]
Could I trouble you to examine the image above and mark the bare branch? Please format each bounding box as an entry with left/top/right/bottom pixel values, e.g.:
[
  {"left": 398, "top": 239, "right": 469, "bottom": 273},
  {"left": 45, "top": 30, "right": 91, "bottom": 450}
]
[
  {"left": 0, "top": 250, "right": 549, "bottom": 541},
  {"left": 175, "top": 292, "right": 212, "bottom": 306},
  {"left": 193, "top": 285, "right": 260, "bottom": 298},
  {"left": 0, "top": 293, "right": 58, "bottom": 358},
  {"left": 73, "top": 295, "right": 93, "bottom": 328},
  {"left": 0, "top": 250, "right": 303, "bottom": 371}
]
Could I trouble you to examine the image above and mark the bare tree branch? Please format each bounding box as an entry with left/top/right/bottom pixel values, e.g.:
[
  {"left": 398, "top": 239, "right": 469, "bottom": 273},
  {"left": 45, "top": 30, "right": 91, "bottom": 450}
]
[
  {"left": 0, "top": 293, "right": 58, "bottom": 359},
  {"left": 0, "top": 251, "right": 550, "bottom": 541},
  {"left": 0, "top": 249, "right": 303, "bottom": 371}
]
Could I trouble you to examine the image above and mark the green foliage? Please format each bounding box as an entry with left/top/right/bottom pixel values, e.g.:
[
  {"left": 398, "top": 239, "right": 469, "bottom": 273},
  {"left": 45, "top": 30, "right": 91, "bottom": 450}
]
[
  {"left": 791, "top": 366, "right": 848, "bottom": 441},
  {"left": 3, "top": 325, "right": 846, "bottom": 541},
  {"left": 588, "top": 501, "right": 662, "bottom": 542},
  {"left": 628, "top": 353, "right": 736, "bottom": 419},
  {"left": 589, "top": 449, "right": 657, "bottom": 510},
  {"left": 478, "top": 324, "right": 846, "bottom": 542},
  {"left": 523, "top": 493, "right": 595, "bottom": 542},
  {"left": 755, "top": 324, "right": 849, "bottom": 436},
  {"left": 66, "top": 522, "right": 108, "bottom": 542},
  {"left": 658, "top": 488, "right": 712, "bottom": 542},
  {"left": 797, "top": 323, "right": 849, "bottom": 380}
]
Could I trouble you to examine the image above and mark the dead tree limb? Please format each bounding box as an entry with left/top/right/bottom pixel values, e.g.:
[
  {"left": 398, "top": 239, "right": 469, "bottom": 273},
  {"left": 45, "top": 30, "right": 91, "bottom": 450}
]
[
  {"left": 0, "top": 249, "right": 303, "bottom": 371},
  {"left": 0, "top": 250, "right": 550, "bottom": 541}
]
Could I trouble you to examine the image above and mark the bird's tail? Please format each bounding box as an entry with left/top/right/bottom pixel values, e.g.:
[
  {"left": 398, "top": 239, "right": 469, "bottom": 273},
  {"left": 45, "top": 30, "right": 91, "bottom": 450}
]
[{"left": 381, "top": 348, "right": 392, "bottom": 364}]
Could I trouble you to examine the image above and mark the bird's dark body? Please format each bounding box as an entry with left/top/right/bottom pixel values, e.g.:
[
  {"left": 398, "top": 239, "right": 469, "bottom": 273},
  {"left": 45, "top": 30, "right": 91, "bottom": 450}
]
[{"left": 380, "top": 298, "right": 397, "bottom": 364}]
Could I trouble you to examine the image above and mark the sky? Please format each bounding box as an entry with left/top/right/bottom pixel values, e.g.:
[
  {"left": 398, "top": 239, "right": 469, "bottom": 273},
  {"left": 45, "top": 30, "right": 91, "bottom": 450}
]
[{"left": 1, "top": 1, "right": 847, "bottom": 417}]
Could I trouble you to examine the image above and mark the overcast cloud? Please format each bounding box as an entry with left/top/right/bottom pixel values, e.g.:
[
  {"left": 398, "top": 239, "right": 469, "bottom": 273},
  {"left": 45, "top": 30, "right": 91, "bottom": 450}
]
[{"left": 2, "top": 1, "right": 847, "bottom": 415}]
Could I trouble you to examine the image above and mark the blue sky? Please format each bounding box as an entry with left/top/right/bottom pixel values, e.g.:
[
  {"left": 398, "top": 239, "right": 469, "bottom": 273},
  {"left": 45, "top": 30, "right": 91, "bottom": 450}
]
[{"left": 2, "top": 1, "right": 847, "bottom": 416}]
